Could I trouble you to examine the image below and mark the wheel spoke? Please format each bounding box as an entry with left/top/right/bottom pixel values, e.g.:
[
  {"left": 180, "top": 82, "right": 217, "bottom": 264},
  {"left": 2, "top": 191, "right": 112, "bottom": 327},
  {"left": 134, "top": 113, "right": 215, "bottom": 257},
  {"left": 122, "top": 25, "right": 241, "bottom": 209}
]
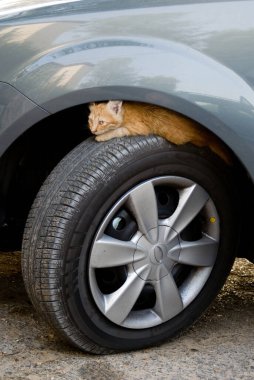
[
  {"left": 104, "top": 265, "right": 149, "bottom": 324},
  {"left": 154, "top": 273, "right": 183, "bottom": 321},
  {"left": 90, "top": 235, "right": 146, "bottom": 268},
  {"left": 127, "top": 181, "right": 158, "bottom": 242},
  {"left": 165, "top": 184, "right": 209, "bottom": 240},
  {"left": 170, "top": 235, "right": 218, "bottom": 267}
]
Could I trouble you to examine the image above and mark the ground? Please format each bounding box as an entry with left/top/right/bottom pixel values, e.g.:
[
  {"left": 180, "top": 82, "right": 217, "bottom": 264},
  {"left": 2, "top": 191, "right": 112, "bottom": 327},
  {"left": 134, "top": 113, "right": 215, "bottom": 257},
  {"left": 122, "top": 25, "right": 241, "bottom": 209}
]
[{"left": 0, "top": 252, "right": 253, "bottom": 380}]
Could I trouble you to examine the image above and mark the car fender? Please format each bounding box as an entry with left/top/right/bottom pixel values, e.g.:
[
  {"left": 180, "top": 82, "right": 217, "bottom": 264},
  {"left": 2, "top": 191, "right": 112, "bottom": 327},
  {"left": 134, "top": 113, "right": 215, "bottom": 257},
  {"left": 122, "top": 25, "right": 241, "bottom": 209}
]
[
  {"left": 0, "top": 82, "right": 49, "bottom": 156},
  {"left": 2, "top": 36, "right": 254, "bottom": 178}
]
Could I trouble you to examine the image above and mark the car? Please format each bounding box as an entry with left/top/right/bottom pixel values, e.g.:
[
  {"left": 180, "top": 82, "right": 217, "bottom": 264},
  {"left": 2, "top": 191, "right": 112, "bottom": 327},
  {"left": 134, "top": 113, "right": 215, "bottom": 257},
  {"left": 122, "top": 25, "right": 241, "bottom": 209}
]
[{"left": 0, "top": 0, "right": 253, "bottom": 354}]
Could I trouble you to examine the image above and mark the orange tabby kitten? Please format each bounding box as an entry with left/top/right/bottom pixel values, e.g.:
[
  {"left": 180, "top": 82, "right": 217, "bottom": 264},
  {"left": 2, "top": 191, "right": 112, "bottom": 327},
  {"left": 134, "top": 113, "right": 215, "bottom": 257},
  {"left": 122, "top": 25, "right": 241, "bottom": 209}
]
[{"left": 88, "top": 100, "right": 231, "bottom": 164}]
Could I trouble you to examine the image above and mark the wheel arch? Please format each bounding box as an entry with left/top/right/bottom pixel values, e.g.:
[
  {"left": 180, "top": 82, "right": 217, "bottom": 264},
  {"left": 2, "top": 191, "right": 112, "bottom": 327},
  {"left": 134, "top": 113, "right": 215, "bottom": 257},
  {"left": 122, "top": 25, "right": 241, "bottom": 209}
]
[
  {"left": 0, "top": 84, "right": 244, "bottom": 159},
  {"left": 2, "top": 34, "right": 254, "bottom": 178},
  {"left": 2, "top": 27, "right": 254, "bottom": 171}
]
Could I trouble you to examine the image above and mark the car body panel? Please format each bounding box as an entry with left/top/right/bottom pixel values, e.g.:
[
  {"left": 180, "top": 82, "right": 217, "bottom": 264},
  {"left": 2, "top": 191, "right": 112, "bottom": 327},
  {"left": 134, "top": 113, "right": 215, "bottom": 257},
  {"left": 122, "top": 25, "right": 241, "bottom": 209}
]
[
  {"left": 0, "top": 82, "right": 49, "bottom": 155},
  {"left": 0, "top": 1, "right": 254, "bottom": 177}
]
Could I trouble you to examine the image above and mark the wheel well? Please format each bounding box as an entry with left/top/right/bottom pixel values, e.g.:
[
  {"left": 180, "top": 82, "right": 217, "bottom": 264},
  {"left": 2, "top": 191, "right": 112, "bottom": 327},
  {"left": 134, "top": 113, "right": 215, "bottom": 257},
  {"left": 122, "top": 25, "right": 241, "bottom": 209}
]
[
  {"left": 0, "top": 104, "right": 91, "bottom": 250},
  {"left": 0, "top": 101, "right": 253, "bottom": 260}
]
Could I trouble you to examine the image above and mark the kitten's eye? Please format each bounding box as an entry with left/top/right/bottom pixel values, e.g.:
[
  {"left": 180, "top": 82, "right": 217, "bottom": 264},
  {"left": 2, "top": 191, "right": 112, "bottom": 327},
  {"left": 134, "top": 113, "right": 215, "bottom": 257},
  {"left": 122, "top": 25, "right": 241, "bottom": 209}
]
[{"left": 98, "top": 120, "right": 105, "bottom": 125}]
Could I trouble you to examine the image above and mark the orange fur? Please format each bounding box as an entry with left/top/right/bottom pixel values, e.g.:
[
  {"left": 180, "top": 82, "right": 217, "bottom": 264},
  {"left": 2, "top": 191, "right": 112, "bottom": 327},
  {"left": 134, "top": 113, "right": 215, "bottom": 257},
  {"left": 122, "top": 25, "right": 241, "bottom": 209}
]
[{"left": 88, "top": 101, "right": 231, "bottom": 164}]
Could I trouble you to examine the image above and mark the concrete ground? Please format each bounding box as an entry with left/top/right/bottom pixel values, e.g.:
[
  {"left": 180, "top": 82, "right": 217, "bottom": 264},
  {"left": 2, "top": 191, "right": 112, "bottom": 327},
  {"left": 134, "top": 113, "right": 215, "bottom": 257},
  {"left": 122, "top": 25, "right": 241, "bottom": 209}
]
[{"left": 0, "top": 252, "right": 253, "bottom": 380}]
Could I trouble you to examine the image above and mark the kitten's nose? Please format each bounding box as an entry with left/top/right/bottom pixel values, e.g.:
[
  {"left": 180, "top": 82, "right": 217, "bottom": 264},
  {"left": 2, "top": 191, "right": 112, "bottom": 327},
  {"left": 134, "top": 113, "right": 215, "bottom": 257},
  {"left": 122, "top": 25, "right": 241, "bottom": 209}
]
[{"left": 89, "top": 121, "right": 96, "bottom": 132}]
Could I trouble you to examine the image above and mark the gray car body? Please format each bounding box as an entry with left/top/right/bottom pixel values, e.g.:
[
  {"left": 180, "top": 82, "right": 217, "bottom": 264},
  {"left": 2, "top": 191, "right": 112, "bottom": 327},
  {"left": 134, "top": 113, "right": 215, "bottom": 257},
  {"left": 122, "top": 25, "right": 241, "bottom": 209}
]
[{"left": 0, "top": 0, "right": 254, "bottom": 180}]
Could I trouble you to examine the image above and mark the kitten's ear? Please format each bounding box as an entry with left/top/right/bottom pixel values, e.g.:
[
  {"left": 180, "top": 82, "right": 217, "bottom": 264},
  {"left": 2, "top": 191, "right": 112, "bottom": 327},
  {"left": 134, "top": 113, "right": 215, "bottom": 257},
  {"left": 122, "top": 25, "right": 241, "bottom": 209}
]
[
  {"left": 107, "top": 100, "right": 123, "bottom": 115},
  {"left": 89, "top": 102, "right": 96, "bottom": 111}
]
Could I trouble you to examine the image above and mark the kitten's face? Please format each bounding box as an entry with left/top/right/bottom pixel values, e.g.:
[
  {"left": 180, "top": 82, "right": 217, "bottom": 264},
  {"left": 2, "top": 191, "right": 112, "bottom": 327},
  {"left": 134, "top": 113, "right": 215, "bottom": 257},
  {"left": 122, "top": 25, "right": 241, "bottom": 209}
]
[{"left": 88, "top": 101, "right": 123, "bottom": 135}]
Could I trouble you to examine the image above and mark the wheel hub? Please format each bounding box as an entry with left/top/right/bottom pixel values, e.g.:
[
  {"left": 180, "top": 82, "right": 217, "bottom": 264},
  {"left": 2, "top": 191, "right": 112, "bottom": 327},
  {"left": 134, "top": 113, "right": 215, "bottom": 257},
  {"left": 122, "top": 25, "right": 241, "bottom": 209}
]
[
  {"left": 133, "top": 225, "right": 181, "bottom": 281},
  {"left": 89, "top": 176, "right": 219, "bottom": 329}
]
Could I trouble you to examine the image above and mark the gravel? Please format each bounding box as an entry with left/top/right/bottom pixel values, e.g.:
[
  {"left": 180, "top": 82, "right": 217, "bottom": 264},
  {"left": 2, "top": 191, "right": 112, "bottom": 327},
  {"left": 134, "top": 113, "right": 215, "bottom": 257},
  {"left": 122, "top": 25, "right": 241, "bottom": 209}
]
[{"left": 0, "top": 252, "right": 253, "bottom": 380}]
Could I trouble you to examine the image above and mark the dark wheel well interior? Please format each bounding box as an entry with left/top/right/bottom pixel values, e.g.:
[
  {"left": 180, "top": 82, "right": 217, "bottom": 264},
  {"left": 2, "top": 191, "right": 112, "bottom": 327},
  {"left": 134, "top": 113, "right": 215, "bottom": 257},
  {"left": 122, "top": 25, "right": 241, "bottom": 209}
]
[{"left": 0, "top": 104, "right": 91, "bottom": 250}]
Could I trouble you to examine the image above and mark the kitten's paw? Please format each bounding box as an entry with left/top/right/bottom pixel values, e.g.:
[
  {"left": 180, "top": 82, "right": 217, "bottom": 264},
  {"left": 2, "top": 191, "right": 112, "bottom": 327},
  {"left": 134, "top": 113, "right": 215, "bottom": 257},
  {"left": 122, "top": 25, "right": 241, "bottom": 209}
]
[{"left": 95, "top": 135, "right": 108, "bottom": 142}]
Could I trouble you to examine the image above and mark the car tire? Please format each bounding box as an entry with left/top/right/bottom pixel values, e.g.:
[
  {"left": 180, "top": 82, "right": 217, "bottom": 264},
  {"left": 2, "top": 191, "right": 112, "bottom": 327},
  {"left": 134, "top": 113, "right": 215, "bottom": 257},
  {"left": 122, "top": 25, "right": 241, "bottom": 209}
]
[{"left": 22, "top": 135, "right": 239, "bottom": 354}]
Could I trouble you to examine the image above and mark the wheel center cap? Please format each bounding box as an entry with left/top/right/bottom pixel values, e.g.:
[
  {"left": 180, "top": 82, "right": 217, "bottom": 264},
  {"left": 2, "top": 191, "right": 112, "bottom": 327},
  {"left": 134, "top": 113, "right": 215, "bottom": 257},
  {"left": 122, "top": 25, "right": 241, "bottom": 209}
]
[{"left": 133, "top": 225, "right": 181, "bottom": 281}]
